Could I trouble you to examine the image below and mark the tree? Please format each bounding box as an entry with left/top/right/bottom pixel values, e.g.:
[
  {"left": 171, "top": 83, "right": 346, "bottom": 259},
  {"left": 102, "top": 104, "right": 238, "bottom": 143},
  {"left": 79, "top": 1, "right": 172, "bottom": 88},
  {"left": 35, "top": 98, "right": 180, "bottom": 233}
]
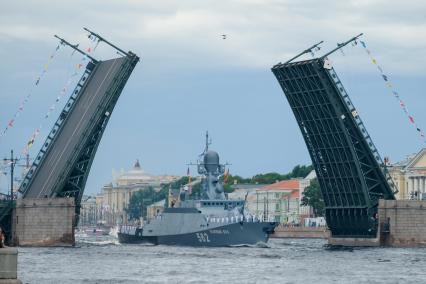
[
  {"left": 289, "top": 165, "right": 313, "bottom": 179},
  {"left": 126, "top": 186, "right": 165, "bottom": 220},
  {"left": 251, "top": 172, "right": 283, "bottom": 184},
  {"left": 226, "top": 174, "right": 251, "bottom": 185},
  {"left": 248, "top": 165, "right": 314, "bottom": 185},
  {"left": 301, "top": 178, "right": 325, "bottom": 217}
]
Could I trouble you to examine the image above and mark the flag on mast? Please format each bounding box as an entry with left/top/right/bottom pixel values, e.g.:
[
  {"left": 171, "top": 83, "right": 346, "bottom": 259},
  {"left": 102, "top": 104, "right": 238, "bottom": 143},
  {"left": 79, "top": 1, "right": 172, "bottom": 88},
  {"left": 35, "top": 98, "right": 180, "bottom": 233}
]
[
  {"left": 187, "top": 167, "right": 192, "bottom": 195},
  {"left": 224, "top": 168, "right": 229, "bottom": 184}
]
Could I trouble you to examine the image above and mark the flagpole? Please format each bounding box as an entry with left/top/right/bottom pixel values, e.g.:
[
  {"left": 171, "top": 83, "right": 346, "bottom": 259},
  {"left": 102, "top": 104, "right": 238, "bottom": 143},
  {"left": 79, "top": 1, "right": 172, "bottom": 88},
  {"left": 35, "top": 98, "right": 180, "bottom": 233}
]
[
  {"left": 83, "top": 28, "right": 130, "bottom": 56},
  {"left": 54, "top": 35, "right": 98, "bottom": 63},
  {"left": 321, "top": 33, "right": 363, "bottom": 59},
  {"left": 285, "top": 40, "right": 324, "bottom": 64}
]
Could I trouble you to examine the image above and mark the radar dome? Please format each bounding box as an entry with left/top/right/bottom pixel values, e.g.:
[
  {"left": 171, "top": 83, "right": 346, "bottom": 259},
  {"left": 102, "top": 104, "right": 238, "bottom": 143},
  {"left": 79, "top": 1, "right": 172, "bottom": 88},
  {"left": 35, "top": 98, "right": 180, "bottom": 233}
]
[{"left": 204, "top": 150, "right": 219, "bottom": 173}]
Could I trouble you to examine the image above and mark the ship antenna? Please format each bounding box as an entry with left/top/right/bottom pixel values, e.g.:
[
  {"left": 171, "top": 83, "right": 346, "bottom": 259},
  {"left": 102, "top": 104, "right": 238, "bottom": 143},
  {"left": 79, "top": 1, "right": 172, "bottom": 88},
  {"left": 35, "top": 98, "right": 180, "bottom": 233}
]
[
  {"left": 199, "top": 131, "right": 212, "bottom": 158},
  {"left": 204, "top": 131, "right": 212, "bottom": 153},
  {"left": 205, "top": 131, "right": 209, "bottom": 152}
]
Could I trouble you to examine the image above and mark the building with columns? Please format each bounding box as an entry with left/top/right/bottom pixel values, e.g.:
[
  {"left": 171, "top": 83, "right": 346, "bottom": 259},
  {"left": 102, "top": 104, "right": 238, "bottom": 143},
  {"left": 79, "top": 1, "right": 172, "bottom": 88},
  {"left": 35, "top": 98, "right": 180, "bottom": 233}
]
[
  {"left": 388, "top": 148, "right": 426, "bottom": 200},
  {"left": 96, "top": 160, "right": 179, "bottom": 226}
]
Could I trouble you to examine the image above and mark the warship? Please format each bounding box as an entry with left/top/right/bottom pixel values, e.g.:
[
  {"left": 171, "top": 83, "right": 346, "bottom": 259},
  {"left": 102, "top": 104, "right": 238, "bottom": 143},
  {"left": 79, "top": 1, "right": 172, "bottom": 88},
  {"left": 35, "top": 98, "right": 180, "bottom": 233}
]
[{"left": 118, "top": 133, "right": 278, "bottom": 247}]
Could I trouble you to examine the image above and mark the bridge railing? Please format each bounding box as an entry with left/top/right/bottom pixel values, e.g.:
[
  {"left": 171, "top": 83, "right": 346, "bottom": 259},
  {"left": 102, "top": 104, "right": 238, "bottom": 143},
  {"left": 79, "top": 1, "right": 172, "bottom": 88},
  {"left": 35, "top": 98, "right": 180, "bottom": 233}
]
[
  {"left": 19, "top": 62, "right": 96, "bottom": 196},
  {"left": 325, "top": 66, "right": 398, "bottom": 195}
]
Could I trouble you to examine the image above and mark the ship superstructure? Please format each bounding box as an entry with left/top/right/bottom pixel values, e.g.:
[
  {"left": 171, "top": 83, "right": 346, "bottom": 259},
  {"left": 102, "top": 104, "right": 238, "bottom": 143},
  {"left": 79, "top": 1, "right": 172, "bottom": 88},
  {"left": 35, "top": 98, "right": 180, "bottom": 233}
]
[{"left": 118, "top": 133, "right": 277, "bottom": 246}]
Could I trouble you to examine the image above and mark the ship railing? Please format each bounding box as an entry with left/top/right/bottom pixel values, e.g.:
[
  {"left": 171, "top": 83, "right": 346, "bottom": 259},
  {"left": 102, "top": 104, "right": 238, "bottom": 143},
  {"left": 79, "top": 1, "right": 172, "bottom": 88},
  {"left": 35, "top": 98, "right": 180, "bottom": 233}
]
[{"left": 206, "top": 215, "right": 263, "bottom": 224}]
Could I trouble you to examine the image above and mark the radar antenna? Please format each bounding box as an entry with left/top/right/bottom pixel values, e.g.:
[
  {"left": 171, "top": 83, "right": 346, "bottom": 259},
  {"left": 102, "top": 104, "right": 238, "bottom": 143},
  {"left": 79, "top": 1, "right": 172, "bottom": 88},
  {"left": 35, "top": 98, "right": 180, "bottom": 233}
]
[{"left": 200, "top": 131, "right": 212, "bottom": 157}]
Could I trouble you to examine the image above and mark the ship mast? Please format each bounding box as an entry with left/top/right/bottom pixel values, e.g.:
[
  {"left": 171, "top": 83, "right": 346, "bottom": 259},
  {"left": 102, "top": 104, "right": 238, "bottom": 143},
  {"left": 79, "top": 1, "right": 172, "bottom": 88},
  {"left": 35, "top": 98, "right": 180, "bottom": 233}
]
[{"left": 203, "top": 131, "right": 212, "bottom": 155}]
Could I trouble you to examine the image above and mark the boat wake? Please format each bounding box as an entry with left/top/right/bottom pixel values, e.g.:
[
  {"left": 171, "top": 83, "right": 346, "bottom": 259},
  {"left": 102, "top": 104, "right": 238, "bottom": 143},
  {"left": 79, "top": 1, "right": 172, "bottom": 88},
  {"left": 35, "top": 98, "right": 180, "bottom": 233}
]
[
  {"left": 229, "top": 242, "right": 270, "bottom": 248},
  {"left": 77, "top": 239, "right": 120, "bottom": 246}
]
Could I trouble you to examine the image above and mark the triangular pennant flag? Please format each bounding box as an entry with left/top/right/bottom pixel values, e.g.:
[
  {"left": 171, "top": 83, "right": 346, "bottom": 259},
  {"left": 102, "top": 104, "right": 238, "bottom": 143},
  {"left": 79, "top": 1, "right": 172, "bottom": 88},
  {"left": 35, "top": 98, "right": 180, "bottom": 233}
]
[
  {"left": 409, "top": 116, "right": 415, "bottom": 123},
  {"left": 372, "top": 59, "right": 377, "bottom": 64},
  {"left": 27, "top": 139, "right": 34, "bottom": 147},
  {"left": 360, "top": 41, "right": 366, "bottom": 48},
  {"left": 382, "top": 74, "right": 388, "bottom": 81}
]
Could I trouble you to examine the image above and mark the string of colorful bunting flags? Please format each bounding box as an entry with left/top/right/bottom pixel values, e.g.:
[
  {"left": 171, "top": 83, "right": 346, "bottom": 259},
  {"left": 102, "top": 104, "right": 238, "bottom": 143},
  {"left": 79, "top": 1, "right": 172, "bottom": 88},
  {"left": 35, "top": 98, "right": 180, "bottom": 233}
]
[
  {"left": 22, "top": 54, "right": 78, "bottom": 155},
  {"left": 0, "top": 44, "right": 62, "bottom": 140},
  {"left": 359, "top": 39, "right": 426, "bottom": 143},
  {"left": 22, "top": 37, "right": 100, "bottom": 155}
]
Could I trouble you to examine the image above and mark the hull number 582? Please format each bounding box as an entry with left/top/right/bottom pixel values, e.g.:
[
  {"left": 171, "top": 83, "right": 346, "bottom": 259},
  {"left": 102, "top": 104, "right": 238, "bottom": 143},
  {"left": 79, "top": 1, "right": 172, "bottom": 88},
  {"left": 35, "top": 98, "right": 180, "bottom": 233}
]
[{"left": 196, "top": 232, "right": 210, "bottom": 243}]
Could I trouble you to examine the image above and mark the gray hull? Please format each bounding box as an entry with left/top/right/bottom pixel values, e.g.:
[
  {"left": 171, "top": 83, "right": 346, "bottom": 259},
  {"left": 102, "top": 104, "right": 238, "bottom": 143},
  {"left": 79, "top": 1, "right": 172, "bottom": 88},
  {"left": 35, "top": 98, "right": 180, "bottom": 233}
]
[{"left": 118, "top": 222, "right": 277, "bottom": 247}]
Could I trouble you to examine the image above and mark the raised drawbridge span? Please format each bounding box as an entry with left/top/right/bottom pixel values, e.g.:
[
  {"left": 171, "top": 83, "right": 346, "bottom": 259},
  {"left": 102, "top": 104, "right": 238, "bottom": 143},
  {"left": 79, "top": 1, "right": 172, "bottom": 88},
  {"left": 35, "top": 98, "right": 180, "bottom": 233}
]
[
  {"left": 272, "top": 35, "right": 397, "bottom": 237},
  {"left": 19, "top": 29, "right": 139, "bottom": 217}
]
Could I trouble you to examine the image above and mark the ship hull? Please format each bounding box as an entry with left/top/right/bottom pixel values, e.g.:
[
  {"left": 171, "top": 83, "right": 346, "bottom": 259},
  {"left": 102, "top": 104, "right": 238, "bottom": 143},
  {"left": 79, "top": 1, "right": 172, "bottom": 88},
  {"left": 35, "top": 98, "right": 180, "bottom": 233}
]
[{"left": 118, "top": 222, "right": 277, "bottom": 247}]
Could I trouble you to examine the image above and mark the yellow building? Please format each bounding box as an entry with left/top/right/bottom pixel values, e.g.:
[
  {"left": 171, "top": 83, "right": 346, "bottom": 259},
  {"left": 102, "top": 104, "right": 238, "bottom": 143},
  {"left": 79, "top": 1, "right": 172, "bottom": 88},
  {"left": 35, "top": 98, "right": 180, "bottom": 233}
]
[
  {"left": 96, "top": 160, "right": 179, "bottom": 225},
  {"left": 388, "top": 148, "right": 426, "bottom": 200},
  {"left": 147, "top": 199, "right": 166, "bottom": 220}
]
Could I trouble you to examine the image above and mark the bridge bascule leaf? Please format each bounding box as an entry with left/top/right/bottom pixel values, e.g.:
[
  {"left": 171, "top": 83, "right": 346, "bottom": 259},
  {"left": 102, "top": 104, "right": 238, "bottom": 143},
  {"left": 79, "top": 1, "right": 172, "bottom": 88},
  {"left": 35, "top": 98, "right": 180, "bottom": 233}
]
[
  {"left": 272, "top": 36, "right": 396, "bottom": 237},
  {"left": 19, "top": 30, "right": 139, "bottom": 219}
]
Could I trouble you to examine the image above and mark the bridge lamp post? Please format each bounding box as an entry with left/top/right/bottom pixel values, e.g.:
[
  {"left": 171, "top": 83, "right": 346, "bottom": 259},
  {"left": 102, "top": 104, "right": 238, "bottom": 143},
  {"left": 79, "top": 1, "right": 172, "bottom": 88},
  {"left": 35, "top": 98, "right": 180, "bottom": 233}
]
[{"left": 3, "top": 150, "right": 18, "bottom": 201}]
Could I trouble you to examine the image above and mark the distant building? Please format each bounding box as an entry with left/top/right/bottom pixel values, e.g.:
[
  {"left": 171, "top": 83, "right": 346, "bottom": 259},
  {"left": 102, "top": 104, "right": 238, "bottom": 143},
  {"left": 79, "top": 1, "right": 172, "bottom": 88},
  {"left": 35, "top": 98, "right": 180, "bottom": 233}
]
[
  {"left": 147, "top": 199, "right": 166, "bottom": 220},
  {"left": 228, "top": 171, "right": 317, "bottom": 223},
  {"left": 228, "top": 184, "right": 266, "bottom": 214},
  {"left": 80, "top": 195, "right": 97, "bottom": 226},
  {"left": 256, "top": 180, "right": 302, "bottom": 223},
  {"left": 96, "top": 160, "right": 179, "bottom": 225},
  {"left": 388, "top": 148, "right": 426, "bottom": 200}
]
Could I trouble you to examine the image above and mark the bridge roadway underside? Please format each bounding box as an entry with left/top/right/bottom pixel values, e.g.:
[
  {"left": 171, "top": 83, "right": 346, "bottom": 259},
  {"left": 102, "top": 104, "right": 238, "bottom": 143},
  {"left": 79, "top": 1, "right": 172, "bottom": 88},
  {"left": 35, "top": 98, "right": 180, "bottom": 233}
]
[
  {"left": 272, "top": 58, "right": 394, "bottom": 238},
  {"left": 24, "top": 57, "right": 131, "bottom": 202}
]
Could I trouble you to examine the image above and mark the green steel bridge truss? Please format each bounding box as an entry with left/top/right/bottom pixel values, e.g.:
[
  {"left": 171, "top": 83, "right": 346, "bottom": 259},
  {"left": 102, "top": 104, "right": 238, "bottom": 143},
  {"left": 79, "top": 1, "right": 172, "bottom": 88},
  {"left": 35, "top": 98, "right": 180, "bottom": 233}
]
[{"left": 272, "top": 54, "right": 396, "bottom": 237}]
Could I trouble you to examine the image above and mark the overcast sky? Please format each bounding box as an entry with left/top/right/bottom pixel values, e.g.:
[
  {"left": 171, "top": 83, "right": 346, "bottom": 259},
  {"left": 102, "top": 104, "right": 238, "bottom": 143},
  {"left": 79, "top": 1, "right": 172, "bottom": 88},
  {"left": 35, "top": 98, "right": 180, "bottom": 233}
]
[{"left": 0, "top": 0, "right": 425, "bottom": 195}]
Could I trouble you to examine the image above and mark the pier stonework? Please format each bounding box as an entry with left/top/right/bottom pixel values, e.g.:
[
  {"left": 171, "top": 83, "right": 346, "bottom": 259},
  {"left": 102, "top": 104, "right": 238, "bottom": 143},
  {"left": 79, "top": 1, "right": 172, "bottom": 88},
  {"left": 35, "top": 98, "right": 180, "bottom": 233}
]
[
  {"left": 12, "top": 198, "right": 75, "bottom": 247},
  {"left": 378, "top": 199, "right": 426, "bottom": 247},
  {"left": 272, "top": 226, "right": 330, "bottom": 239}
]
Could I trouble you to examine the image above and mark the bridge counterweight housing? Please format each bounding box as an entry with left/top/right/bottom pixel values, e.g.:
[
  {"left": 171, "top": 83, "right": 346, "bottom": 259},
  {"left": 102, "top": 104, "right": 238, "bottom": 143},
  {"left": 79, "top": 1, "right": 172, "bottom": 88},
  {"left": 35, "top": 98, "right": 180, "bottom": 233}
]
[{"left": 272, "top": 57, "right": 395, "bottom": 238}]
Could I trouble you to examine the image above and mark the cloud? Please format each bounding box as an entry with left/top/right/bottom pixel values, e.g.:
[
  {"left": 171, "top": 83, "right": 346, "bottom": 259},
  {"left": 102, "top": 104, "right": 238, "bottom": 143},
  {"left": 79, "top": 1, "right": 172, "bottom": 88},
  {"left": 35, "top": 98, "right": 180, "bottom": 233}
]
[{"left": 0, "top": 0, "right": 425, "bottom": 73}]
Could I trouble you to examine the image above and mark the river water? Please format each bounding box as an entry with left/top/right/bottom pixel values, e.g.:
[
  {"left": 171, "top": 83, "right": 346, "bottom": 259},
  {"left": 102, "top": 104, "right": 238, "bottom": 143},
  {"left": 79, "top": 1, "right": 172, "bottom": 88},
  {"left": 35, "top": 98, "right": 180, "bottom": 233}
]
[{"left": 18, "top": 236, "right": 426, "bottom": 283}]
